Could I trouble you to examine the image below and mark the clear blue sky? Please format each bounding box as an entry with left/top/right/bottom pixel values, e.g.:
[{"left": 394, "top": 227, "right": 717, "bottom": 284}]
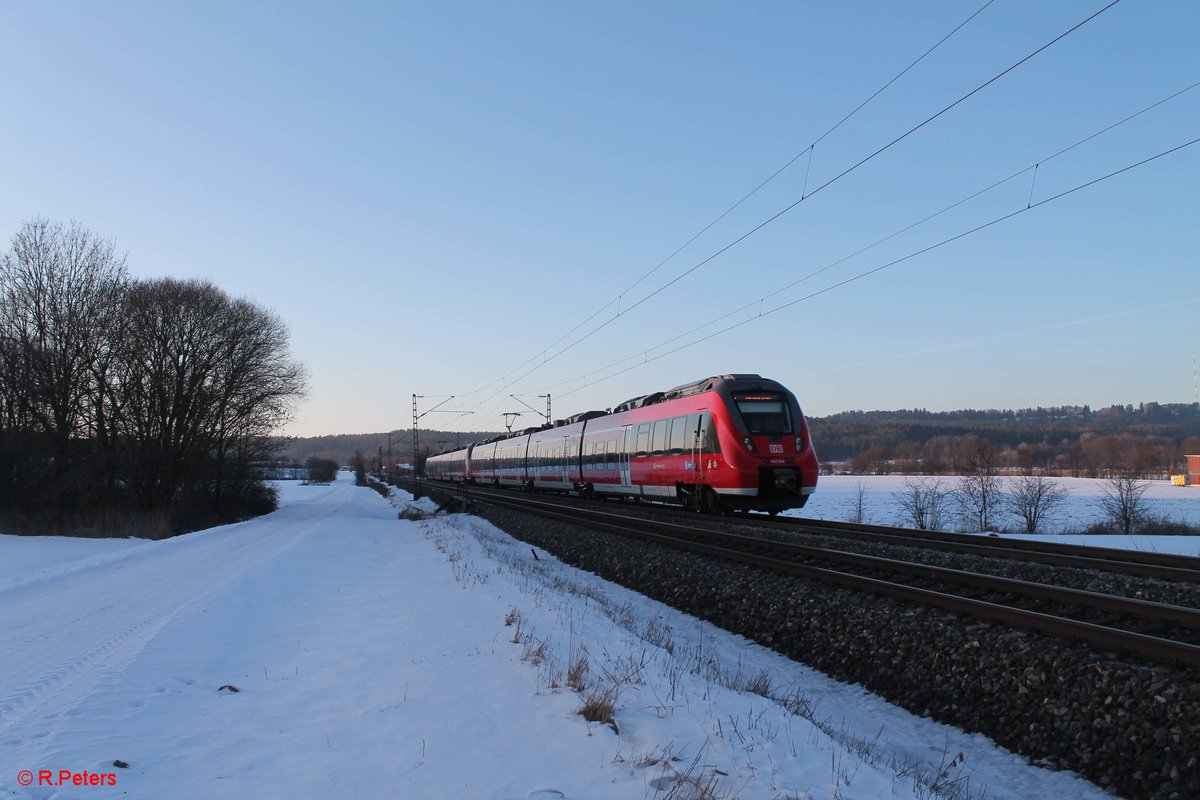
[{"left": 2, "top": 1, "right": 1197, "bottom": 438}]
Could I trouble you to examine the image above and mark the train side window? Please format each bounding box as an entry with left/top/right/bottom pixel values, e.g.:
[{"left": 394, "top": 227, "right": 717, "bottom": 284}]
[
  {"left": 669, "top": 416, "right": 687, "bottom": 454},
  {"left": 651, "top": 420, "right": 667, "bottom": 456},
  {"left": 700, "top": 412, "right": 718, "bottom": 453},
  {"left": 636, "top": 423, "right": 650, "bottom": 457},
  {"left": 686, "top": 413, "right": 702, "bottom": 452}
]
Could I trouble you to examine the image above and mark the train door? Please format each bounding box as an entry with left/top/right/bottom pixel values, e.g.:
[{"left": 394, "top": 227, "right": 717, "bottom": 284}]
[
  {"left": 532, "top": 440, "right": 542, "bottom": 485},
  {"left": 619, "top": 425, "right": 632, "bottom": 489},
  {"left": 560, "top": 436, "right": 571, "bottom": 487},
  {"left": 690, "top": 412, "right": 708, "bottom": 483}
]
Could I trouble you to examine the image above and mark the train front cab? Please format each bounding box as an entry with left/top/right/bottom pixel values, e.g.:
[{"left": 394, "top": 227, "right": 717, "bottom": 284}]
[{"left": 709, "top": 379, "right": 818, "bottom": 513}]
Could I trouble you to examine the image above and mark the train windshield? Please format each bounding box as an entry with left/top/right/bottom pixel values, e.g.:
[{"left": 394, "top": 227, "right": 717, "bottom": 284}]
[{"left": 733, "top": 393, "right": 792, "bottom": 434}]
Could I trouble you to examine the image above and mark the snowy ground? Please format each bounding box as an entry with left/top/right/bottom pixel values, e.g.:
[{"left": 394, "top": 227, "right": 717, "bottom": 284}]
[
  {"left": 0, "top": 474, "right": 1138, "bottom": 800},
  {"left": 796, "top": 474, "right": 1200, "bottom": 557}
]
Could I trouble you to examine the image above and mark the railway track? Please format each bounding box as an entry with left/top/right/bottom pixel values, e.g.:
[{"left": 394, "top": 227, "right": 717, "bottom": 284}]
[{"left": 410, "top": 479, "right": 1200, "bottom": 669}]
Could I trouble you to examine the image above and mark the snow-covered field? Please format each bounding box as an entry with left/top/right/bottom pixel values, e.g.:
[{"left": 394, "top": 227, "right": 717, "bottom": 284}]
[
  {"left": 0, "top": 474, "right": 1152, "bottom": 799},
  {"left": 796, "top": 474, "right": 1200, "bottom": 557}
]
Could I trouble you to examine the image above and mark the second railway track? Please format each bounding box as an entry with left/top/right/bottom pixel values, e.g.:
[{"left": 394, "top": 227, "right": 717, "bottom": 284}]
[{"left": 440, "top": 481, "right": 1200, "bottom": 669}]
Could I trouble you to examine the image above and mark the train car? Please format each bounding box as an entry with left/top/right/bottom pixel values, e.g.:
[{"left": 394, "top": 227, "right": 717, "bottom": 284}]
[
  {"left": 494, "top": 429, "right": 535, "bottom": 488},
  {"left": 468, "top": 438, "right": 498, "bottom": 482},
  {"left": 526, "top": 411, "right": 605, "bottom": 492},
  {"left": 422, "top": 374, "right": 817, "bottom": 513},
  {"left": 425, "top": 445, "right": 469, "bottom": 480},
  {"left": 576, "top": 374, "right": 816, "bottom": 513}
]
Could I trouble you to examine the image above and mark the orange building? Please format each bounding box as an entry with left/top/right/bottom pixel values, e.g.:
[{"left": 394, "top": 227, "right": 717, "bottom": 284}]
[{"left": 1189, "top": 454, "right": 1200, "bottom": 486}]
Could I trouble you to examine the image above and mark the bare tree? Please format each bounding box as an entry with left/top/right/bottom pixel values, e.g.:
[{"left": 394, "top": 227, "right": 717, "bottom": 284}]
[
  {"left": 1005, "top": 475, "right": 1069, "bottom": 534},
  {"left": 893, "top": 477, "right": 950, "bottom": 530},
  {"left": 1098, "top": 473, "right": 1150, "bottom": 534},
  {"left": 0, "top": 218, "right": 128, "bottom": 504},
  {"left": 0, "top": 219, "right": 307, "bottom": 532},
  {"left": 957, "top": 441, "right": 1001, "bottom": 532},
  {"left": 113, "top": 278, "right": 306, "bottom": 518},
  {"left": 843, "top": 480, "right": 870, "bottom": 524}
]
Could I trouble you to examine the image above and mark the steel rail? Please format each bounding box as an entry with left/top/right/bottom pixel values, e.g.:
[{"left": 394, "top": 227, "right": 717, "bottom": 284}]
[
  {"left": 766, "top": 518, "right": 1200, "bottom": 583},
  {"left": 406, "top": 477, "right": 1200, "bottom": 581},
  {"left": 781, "top": 516, "right": 1200, "bottom": 571},
  {"left": 473, "top": 489, "right": 1200, "bottom": 629},
  {"left": 470, "top": 490, "right": 1200, "bottom": 669}
]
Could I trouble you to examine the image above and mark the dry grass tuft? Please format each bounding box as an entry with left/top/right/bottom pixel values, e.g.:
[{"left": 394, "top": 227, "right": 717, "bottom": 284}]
[
  {"left": 743, "top": 669, "right": 772, "bottom": 697},
  {"left": 577, "top": 686, "right": 617, "bottom": 726},
  {"left": 521, "top": 636, "right": 548, "bottom": 666},
  {"left": 567, "top": 652, "right": 589, "bottom": 692}
]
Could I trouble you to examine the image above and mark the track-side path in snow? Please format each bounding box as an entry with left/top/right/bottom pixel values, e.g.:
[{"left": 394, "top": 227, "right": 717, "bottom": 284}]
[
  {"left": 0, "top": 485, "right": 341, "bottom": 741},
  {"left": 0, "top": 478, "right": 631, "bottom": 799}
]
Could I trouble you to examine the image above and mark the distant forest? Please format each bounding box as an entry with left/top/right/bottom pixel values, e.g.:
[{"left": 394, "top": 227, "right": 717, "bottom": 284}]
[
  {"left": 282, "top": 401, "right": 1200, "bottom": 480},
  {"left": 280, "top": 430, "right": 498, "bottom": 471},
  {"left": 810, "top": 402, "right": 1200, "bottom": 477}
]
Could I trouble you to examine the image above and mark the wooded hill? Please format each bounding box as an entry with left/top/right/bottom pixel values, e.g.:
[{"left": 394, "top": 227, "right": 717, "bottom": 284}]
[{"left": 809, "top": 402, "right": 1200, "bottom": 476}]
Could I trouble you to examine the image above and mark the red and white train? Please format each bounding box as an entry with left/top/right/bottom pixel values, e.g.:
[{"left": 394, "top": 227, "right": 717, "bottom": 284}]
[{"left": 425, "top": 374, "right": 818, "bottom": 513}]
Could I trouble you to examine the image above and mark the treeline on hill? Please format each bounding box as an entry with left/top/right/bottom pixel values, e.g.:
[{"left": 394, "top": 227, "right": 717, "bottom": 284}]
[
  {"left": 810, "top": 404, "right": 1200, "bottom": 477},
  {"left": 0, "top": 218, "right": 307, "bottom": 537},
  {"left": 279, "top": 430, "right": 500, "bottom": 473}
]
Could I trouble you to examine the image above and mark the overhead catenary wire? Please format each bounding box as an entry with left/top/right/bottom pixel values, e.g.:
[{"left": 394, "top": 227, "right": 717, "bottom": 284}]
[
  {"left": 544, "top": 136, "right": 1200, "bottom": 399},
  {"left": 464, "top": 76, "right": 1196, "bottom": 426},
  {"left": 442, "top": 0, "right": 999, "bottom": 416},
  {"left": 804, "top": 297, "right": 1200, "bottom": 377},
  {"left": 441, "top": 0, "right": 1123, "bottom": 431}
]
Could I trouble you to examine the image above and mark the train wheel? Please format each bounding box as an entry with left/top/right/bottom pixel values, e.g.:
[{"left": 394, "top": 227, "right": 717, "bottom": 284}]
[{"left": 701, "top": 486, "right": 722, "bottom": 514}]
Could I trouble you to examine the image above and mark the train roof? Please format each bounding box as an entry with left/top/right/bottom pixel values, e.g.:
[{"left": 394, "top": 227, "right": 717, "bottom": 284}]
[
  {"left": 457, "top": 375, "right": 787, "bottom": 448},
  {"left": 613, "top": 374, "right": 781, "bottom": 413}
]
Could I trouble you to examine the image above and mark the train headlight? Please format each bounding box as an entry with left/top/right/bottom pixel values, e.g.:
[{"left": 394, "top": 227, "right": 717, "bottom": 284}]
[
  {"left": 742, "top": 436, "right": 757, "bottom": 452},
  {"left": 795, "top": 435, "right": 805, "bottom": 453}
]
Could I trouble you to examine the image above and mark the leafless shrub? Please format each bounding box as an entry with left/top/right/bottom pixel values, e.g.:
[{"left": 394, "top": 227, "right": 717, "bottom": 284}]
[
  {"left": 1098, "top": 472, "right": 1150, "bottom": 534},
  {"left": 956, "top": 443, "right": 1001, "bottom": 531},
  {"left": 843, "top": 480, "right": 870, "bottom": 524},
  {"left": 1005, "top": 475, "right": 1068, "bottom": 533},
  {"left": 893, "top": 478, "right": 950, "bottom": 530}
]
